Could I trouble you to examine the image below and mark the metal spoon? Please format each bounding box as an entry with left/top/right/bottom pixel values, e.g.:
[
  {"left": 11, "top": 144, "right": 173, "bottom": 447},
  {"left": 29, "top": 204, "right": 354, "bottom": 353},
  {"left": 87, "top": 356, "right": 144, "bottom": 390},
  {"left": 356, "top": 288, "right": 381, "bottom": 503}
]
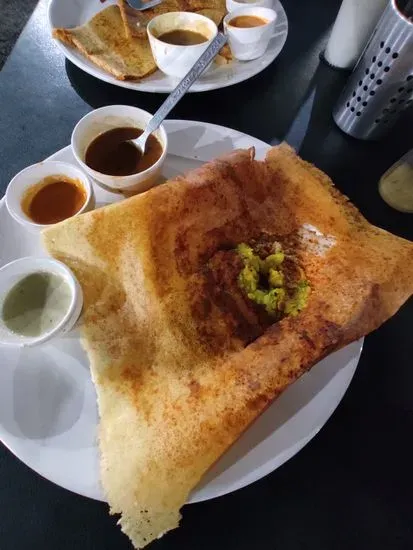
[
  {"left": 129, "top": 32, "right": 227, "bottom": 156},
  {"left": 126, "top": 0, "right": 163, "bottom": 11}
]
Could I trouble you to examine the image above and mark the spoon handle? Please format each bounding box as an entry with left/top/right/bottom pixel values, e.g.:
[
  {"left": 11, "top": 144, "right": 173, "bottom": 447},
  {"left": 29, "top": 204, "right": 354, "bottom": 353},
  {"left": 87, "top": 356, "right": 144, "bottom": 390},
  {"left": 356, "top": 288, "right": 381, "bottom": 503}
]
[{"left": 141, "top": 33, "right": 227, "bottom": 141}]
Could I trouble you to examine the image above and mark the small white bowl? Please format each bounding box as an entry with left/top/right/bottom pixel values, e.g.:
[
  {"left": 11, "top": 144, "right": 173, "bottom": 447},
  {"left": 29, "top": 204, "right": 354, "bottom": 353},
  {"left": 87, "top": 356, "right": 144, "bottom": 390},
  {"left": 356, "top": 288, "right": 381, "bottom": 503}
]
[
  {"left": 0, "top": 257, "right": 83, "bottom": 348},
  {"left": 71, "top": 105, "right": 168, "bottom": 195},
  {"left": 226, "top": 0, "right": 274, "bottom": 13},
  {"left": 5, "top": 161, "right": 94, "bottom": 234},
  {"left": 147, "top": 12, "right": 218, "bottom": 78},
  {"left": 224, "top": 7, "right": 277, "bottom": 61}
]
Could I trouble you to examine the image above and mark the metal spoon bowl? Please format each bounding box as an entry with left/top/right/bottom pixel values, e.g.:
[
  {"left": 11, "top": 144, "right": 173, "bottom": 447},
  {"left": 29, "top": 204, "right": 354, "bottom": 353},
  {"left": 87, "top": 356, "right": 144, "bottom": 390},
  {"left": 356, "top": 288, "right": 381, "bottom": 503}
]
[{"left": 126, "top": 0, "right": 163, "bottom": 11}]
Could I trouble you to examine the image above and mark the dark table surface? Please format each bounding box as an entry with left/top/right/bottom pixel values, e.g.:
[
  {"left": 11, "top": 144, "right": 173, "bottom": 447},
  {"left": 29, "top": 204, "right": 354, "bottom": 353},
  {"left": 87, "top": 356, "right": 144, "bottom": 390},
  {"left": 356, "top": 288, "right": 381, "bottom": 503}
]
[{"left": 1, "top": 1, "right": 413, "bottom": 549}]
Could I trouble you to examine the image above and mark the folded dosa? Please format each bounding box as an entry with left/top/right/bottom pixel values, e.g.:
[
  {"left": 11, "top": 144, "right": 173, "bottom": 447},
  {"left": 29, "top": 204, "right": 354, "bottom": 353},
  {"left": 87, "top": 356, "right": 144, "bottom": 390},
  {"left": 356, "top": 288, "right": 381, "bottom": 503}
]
[
  {"left": 195, "top": 7, "right": 226, "bottom": 25},
  {"left": 53, "top": 5, "right": 157, "bottom": 80},
  {"left": 43, "top": 144, "right": 413, "bottom": 548}
]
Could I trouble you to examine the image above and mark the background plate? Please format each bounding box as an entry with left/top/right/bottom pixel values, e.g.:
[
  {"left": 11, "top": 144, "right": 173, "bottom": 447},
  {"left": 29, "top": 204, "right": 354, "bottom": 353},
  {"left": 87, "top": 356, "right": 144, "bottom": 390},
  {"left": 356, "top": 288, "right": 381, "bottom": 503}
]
[
  {"left": 0, "top": 119, "right": 362, "bottom": 503},
  {"left": 47, "top": 0, "right": 289, "bottom": 93}
]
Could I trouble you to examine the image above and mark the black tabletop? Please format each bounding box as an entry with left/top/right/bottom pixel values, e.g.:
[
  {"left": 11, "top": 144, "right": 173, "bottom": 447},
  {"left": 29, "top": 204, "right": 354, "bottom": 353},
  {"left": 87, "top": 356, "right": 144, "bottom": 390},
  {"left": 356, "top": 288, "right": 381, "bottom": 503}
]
[{"left": 1, "top": 1, "right": 413, "bottom": 549}]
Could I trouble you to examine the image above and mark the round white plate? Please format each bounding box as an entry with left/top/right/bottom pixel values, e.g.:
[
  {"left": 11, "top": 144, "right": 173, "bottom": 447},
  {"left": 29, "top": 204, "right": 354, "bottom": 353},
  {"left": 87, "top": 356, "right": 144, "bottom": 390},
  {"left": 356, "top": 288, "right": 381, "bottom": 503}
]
[
  {"left": 0, "top": 119, "right": 362, "bottom": 503},
  {"left": 47, "top": 0, "right": 288, "bottom": 93}
]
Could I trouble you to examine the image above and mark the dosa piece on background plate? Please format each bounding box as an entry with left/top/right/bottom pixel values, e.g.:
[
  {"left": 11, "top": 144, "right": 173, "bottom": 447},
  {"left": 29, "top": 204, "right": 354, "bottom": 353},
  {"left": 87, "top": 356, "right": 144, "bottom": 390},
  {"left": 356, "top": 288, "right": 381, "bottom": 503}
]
[
  {"left": 53, "top": 2, "right": 228, "bottom": 81},
  {"left": 42, "top": 144, "right": 413, "bottom": 549},
  {"left": 53, "top": 5, "right": 157, "bottom": 80}
]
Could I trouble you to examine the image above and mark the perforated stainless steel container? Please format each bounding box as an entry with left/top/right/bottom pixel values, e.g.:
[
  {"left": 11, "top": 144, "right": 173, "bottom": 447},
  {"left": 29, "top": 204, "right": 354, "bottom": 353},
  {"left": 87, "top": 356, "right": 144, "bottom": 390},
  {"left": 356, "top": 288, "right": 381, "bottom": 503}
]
[{"left": 333, "top": 0, "right": 413, "bottom": 140}]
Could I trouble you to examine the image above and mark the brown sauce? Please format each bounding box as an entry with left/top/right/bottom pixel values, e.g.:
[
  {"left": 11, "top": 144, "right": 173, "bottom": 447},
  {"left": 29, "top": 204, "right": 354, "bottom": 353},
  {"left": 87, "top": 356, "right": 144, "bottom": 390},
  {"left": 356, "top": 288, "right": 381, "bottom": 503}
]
[
  {"left": 22, "top": 175, "right": 86, "bottom": 225},
  {"left": 157, "top": 29, "right": 208, "bottom": 46},
  {"left": 85, "top": 127, "right": 163, "bottom": 177},
  {"left": 228, "top": 15, "right": 269, "bottom": 28}
]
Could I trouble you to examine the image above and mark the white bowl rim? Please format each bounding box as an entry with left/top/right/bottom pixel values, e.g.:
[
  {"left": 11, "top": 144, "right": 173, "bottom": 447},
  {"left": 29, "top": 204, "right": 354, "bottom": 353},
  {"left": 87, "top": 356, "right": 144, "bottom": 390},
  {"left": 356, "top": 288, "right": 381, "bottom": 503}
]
[
  {"left": 5, "top": 160, "right": 92, "bottom": 230},
  {"left": 0, "top": 256, "right": 81, "bottom": 348}
]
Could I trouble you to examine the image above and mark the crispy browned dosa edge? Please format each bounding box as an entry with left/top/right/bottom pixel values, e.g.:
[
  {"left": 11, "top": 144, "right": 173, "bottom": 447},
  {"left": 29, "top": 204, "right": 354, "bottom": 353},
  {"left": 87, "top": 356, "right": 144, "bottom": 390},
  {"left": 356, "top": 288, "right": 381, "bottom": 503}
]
[
  {"left": 53, "top": 5, "right": 157, "bottom": 80},
  {"left": 42, "top": 144, "right": 413, "bottom": 549},
  {"left": 117, "top": 0, "right": 184, "bottom": 38},
  {"left": 117, "top": 0, "right": 146, "bottom": 39},
  {"left": 195, "top": 7, "right": 226, "bottom": 26}
]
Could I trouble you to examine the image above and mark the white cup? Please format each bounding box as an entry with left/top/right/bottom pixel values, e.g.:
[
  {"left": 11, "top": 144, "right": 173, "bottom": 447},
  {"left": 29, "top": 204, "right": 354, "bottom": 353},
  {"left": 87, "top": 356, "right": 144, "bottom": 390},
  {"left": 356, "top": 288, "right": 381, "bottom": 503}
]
[
  {"left": 71, "top": 105, "right": 168, "bottom": 195},
  {"left": 5, "top": 161, "right": 94, "bottom": 233},
  {"left": 226, "top": 0, "right": 274, "bottom": 13},
  {"left": 0, "top": 257, "right": 83, "bottom": 348},
  {"left": 147, "top": 12, "right": 218, "bottom": 78},
  {"left": 224, "top": 7, "right": 277, "bottom": 61}
]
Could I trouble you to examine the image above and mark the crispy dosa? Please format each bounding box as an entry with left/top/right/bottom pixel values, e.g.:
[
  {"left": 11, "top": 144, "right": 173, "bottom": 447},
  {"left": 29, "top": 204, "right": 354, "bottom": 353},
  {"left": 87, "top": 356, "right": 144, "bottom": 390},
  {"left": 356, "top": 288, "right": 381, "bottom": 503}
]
[
  {"left": 117, "top": 0, "right": 182, "bottom": 39},
  {"left": 43, "top": 144, "right": 413, "bottom": 549},
  {"left": 117, "top": 0, "right": 148, "bottom": 39},
  {"left": 216, "top": 43, "right": 233, "bottom": 64},
  {"left": 53, "top": 5, "right": 157, "bottom": 80},
  {"left": 195, "top": 7, "right": 226, "bottom": 25}
]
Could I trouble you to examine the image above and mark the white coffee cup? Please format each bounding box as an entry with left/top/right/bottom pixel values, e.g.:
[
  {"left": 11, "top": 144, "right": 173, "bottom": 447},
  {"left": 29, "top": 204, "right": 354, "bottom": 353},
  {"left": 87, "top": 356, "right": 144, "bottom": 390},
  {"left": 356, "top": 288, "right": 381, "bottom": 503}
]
[
  {"left": 224, "top": 7, "right": 277, "bottom": 61},
  {"left": 147, "top": 12, "right": 218, "bottom": 78}
]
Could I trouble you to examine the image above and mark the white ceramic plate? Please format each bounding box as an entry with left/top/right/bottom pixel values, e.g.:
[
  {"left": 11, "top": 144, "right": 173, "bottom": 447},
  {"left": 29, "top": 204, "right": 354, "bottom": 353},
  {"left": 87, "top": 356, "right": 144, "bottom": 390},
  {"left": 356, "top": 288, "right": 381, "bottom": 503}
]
[
  {"left": 47, "top": 0, "right": 288, "bottom": 93},
  {"left": 0, "top": 119, "right": 362, "bottom": 503}
]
